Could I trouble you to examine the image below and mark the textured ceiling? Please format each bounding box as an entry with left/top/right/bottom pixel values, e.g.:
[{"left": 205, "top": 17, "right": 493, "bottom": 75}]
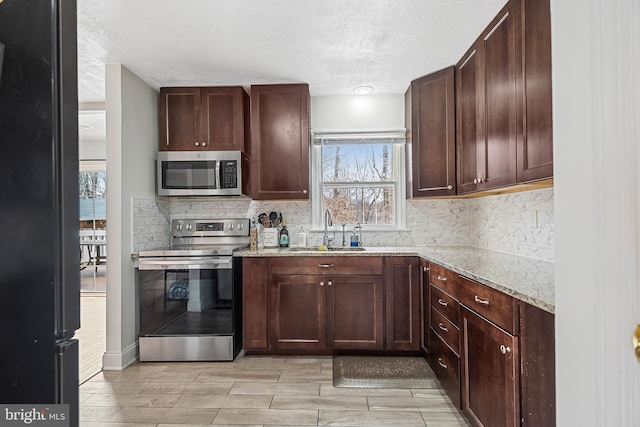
[{"left": 77, "top": 0, "right": 507, "bottom": 103}]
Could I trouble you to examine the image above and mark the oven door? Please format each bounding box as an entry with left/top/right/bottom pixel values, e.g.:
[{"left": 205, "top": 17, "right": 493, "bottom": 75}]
[
  {"left": 137, "top": 256, "right": 232, "bottom": 271},
  {"left": 136, "top": 257, "right": 238, "bottom": 361}
]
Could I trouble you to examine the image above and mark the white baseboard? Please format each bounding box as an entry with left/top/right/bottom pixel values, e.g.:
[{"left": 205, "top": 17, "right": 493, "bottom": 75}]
[{"left": 102, "top": 341, "right": 138, "bottom": 370}]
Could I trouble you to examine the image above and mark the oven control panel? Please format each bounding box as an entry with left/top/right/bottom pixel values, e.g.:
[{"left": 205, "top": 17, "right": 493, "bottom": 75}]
[{"left": 172, "top": 218, "right": 249, "bottom": 237}]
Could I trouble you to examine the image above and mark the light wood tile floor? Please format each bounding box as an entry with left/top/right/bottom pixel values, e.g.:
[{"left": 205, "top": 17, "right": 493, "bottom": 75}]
[
  {"left": 80, "top": 355, "right": 470, "bottom": 426},
  {"left": 77, "top": 293, "right": 106, "bottom": 384}
]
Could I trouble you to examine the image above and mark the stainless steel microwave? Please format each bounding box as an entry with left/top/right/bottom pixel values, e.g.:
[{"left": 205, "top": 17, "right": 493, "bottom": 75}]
[{"left": 157, "top": 151, "right": 243, "bottom": 196}]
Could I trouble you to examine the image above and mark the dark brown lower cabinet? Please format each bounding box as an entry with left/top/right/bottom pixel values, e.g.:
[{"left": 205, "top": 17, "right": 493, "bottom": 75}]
[
  {"left": 269, "top": 272, "right": 384, "bottom": 352},
  {"left": 461, "top": 307, "right": 519, "bottom": 427},
  {"left": 385, "top": 257, "right": 421, "bottom": 351},
  {"left": 270, "top": 274, "right": 327, "bottom": 351},
  {"left": 420, "top": 260, "right": 430, "bottom": 354},
  {"left": 429, "top": 329, "right": 461, "bottom": 408},
  {"left": 242, "top": 258, "right": 269, "bottom": 350},
  {"left": 328, "top": 275, "right": 384, "bottom": 350}
]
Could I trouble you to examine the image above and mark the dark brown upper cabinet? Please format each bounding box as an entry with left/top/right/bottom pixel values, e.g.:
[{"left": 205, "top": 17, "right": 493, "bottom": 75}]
[
  {"left": 456, "top": 0, "right": 518, "bottom": 195},
  {"left": 249, "top": 84, "right": 310, "bottom": 200},
  {"left": 515, "top": 0, "right": 554, "bottom": 182},
  {"left": 159, "top": 86, "right": 249, "bottom": 151},
  {"left": 405, "top": 67, "right": 456, "bottom": 198}
]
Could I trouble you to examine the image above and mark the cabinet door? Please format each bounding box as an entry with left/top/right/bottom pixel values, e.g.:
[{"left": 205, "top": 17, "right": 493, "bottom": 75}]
[
  {"left": 385, "top": 257, "right": 420, "bottom": 351},
  {"left": 515, "top": 0, "right": 553, "bottom": 182},
  {"left": 478, "top": 2, "right": 518, "bottom": 191},
  {"left": 327, "top": 274, "right": 384, "bottom": 350},
  {"left": 456, "top": 47, "right": 482, "bottom": 195},
  {"left": 200, "top": 87, "right": 248, "bottom": 151},
  {"left": 159, "top": 87, "right": 201, "bottom": 151},
  {"left": 462, "top": 307, "right": 519, "bottom": 427},
  {"left": 456, "top": 1, "right": 518, "bottom": 194},
  {"left": 242, "top": 258, "right": 268, "bottom": 350},
  {"left": 420, "top": 261, "right": 430, "bottom": 354},
  {"left": 269, "top": 274, "right": 326, "bottom": 351},
  {"left": 250, "top": 84, "right": 310, "bottom": 200},
  {"left": 406, "top": 67, "right": 456, "bottom": 198}
]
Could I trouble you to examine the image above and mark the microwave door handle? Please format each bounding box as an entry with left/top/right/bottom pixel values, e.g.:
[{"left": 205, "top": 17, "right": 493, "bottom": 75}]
[{"left": 216, "top": 160, "right": 221, "bottom": 189}]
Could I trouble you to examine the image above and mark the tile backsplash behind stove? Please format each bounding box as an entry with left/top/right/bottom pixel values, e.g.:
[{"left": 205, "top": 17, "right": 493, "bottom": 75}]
[{"left": 132, "top": 188, "right": 554, "bottom": 261}]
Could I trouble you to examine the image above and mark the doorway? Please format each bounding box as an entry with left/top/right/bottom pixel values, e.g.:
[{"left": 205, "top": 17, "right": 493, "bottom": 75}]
[{"left": 77, "top": 110, "right": 107, "bottom": 383}]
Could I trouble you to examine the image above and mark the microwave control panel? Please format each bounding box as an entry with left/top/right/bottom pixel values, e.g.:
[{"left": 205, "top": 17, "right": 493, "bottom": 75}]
[{"left": 220, "top": 160, "right": 238, "bottom": 188}]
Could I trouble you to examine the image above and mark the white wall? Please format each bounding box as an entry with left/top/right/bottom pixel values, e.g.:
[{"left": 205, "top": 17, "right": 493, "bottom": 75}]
[
  {"left": 104, "top": 64, "right": 158, "bottom": 370},
  {"left": 552, "top": 0, "right": 640, "bottom": 425},
  {"left": 311, "top": 94, "right": 404, "bottom": 131}
]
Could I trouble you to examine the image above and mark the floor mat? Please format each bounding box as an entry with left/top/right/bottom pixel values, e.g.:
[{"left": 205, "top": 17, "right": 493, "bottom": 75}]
[{"left": 332, "top": 356, "right": 439, "bottom": 388}]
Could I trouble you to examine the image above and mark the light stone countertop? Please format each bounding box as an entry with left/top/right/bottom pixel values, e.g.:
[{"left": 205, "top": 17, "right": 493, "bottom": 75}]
[{"left": 236, "top": 245, "right": 555, "bottom": 314}]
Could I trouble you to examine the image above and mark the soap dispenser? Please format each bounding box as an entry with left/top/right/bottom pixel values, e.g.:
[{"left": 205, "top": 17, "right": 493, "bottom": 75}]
[{"left": 297, "top": 226, "right": 307, "bottom": 247}]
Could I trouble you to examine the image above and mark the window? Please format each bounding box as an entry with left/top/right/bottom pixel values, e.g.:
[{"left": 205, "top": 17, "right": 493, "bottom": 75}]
[{"left": 312, "top": 131, "right": 406, "bottom": 230}]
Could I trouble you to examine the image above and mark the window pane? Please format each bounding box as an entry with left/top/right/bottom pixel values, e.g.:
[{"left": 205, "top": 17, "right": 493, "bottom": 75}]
[
  {"left": 323, "top": 186, "right": 395, "bottom": 225},
  {"left": 321, "top": 144, "right": 394, "bottom": 183}
]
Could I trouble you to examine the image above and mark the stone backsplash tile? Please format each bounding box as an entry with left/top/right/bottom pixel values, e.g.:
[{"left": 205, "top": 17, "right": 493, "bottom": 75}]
[{"left": 130, "top": 188, "right": 555, "bottom": 261}]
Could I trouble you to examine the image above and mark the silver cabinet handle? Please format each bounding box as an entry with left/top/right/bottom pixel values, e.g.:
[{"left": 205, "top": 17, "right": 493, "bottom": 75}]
[
  {"left": 320, "top": 281, "right": 325, "bottom": 287},
  {"left": 437, "top": 358, "right": 448, "bottom": 369},
  {"left": 500, "top": 345, "right": 511, "bottom": 354},
  {"left": 201, "top": 142, "right": 207, "bottom": 147},
  {"left": 423, "top": 266, "right": 428, "bottom": 272},
  {"left": 318, "top": 264, "right": 334, "bottom": 268},
  {"left": 437, "top": 275, "right": 447, "bottom": 282},
  {"left": 328, "top": 280, "right": 333, "bottom": 286},
  {"left": 195, "top": 141, "right": 200, "bottom": 146},
  {"left": 447, "top": 185, "right": 453, "bottom": 190},
  {"left": 302, "top": 189, "right": 308, "bottom": 194},
  {"left": 437, "top": 298, "right": 448, "bottom": 307},
  {"left": 438, "top": 323, "right": 448, "bottom": 332},
  {"left": 474, "top": 295, "right": 490, "bottom": 305},
  {"left": 473, "top": 178, "right": 478, "bottom": 184}
]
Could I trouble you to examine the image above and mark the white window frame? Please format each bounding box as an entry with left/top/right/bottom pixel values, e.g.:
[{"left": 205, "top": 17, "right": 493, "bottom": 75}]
[{"left": 311, "top": 130, "right": 407, "bottom": 232}]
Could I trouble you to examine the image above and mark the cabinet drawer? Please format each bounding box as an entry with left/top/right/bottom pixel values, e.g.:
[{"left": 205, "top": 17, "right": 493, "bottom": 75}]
[
  {"left": 429, "top": 263, "right": 459, "bottom": 297},
  {"left": 458, "top": 275, "right": 517, "bottom": 334},
  {"left": 429, "top": 329, "right": 461, "bottom": 408},
  {"left": 430, "top": 285, "right": 459, "bottom": 326},
  {"left": 269, "top": 256, "right": 383, "bottom": 275},
  {"left": 431, "top": 306, "right": 460, "bottom": 355}
]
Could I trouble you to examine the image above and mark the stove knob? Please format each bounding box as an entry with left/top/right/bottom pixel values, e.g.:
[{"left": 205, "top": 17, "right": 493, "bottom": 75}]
[
  {"left": 229, "top": 224, "right": 235, "bottom": 230},
  {"left": 186, "top": 224, "right": 193, "bottom": 231},
  {"left": 237, "top": 223, "right": 244, "bottom": 230},
  {"left": 176, "top": 224, "right": 183, "bottom": 231}
]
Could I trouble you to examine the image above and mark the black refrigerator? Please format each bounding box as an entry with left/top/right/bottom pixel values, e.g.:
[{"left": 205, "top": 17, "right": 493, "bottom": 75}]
[{"left": 0, "top": 0, "right": 80, "bottom": 425}]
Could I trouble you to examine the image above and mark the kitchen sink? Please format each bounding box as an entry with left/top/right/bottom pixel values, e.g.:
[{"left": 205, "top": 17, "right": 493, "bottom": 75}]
[{"left": 286, "top": 246, "right": 366, "bottom": 252}]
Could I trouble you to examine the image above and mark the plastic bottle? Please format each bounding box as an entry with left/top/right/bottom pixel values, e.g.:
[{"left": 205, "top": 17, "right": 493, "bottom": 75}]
[{"left": 297, "top": 226, "right": 307, "bottom": 247}]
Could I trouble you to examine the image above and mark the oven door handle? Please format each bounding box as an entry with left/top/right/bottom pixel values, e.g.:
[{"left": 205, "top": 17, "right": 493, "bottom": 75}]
[{"left": 137, "top": 257, "right": 233, "bottom": 270}]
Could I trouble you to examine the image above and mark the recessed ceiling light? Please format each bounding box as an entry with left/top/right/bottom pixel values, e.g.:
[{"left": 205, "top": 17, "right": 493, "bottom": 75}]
[{"left": 353, "top": 85, "right": 373, "bottom": 95}]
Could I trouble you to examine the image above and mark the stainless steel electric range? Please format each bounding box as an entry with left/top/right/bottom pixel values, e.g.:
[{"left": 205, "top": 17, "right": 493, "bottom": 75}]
[{"left": 135, "top": 218, "right": 249, "bottom": 361}]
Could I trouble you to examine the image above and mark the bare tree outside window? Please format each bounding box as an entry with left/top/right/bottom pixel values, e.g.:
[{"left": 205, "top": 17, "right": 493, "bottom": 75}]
[{"left": 320, "top": 142, "right": 396, "bottom": 226}]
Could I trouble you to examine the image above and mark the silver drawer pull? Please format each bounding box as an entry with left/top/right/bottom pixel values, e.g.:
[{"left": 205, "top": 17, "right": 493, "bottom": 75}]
[
  {"left": 437, "top": 275, "right": 447, "bottom": 281},
  {"left": 438, "top": 323, "right": 448, "bottom": 332},
  {"left": 320, "top": 281, "right": 325, "bottom": 287},
  {"left": 437, "top": 298, "right": 448, "bottom": 307},
  {"left": 437, "top": 358, "right": 448, "bottom": 369},
  {"left": 474, "top": 295, "right": 490, "bottom": 305},
  {"left": 500, "top": 345, "right": 511, "bottom": 354},
  {"left": 328, "top": 280, "right": 333, "bottom": 286},
  {"left": 318, "top": 264, "right": 334, "bottom": 268}
]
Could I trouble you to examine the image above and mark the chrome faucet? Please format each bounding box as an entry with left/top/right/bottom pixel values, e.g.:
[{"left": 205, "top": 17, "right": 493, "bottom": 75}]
[{"left": 323, "top": 209, "right": 333, "bottom": 247}]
